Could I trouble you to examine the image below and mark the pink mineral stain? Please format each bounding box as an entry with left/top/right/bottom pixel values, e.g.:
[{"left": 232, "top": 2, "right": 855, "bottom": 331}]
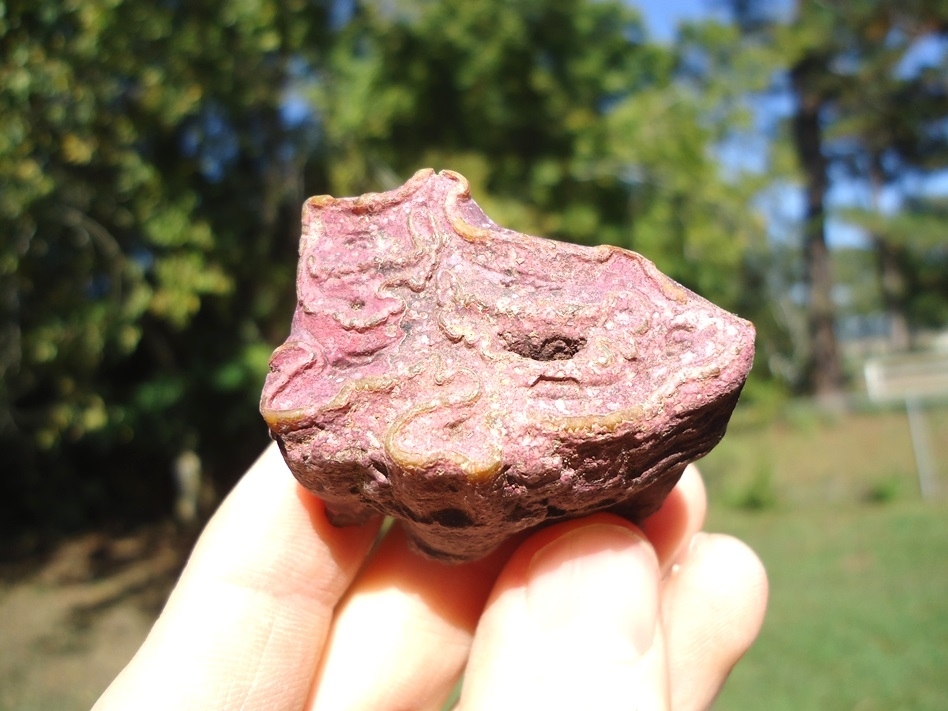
[{"left": 261, "top": 169, "right": 755, "bottom": 561}]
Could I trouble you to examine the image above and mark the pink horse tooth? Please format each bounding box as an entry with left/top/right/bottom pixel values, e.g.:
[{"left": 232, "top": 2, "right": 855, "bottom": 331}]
[{"left": 261, "top": 169, "right": 755, "bottom": 562}]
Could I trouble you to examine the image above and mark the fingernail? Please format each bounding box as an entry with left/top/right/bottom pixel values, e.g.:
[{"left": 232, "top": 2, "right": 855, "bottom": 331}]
[{"left": 526, "top": 523, "right": 659, "bottom": 655}]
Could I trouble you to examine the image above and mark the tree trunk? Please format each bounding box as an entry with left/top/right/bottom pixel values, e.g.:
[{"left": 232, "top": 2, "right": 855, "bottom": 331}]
[
  {"left": 868, "top": 159, "right": 911, "bottom": 351},
  {"left": 873, "top": 237, "right": 911, "bottom": 350},
  {"left": 791, "top": 56, "right": 845, "bottom": 397}
]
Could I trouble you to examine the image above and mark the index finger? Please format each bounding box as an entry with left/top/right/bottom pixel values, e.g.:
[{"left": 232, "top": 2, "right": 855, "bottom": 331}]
[{"left": 94, "top": 442, "right": 382, "bottom": 711}]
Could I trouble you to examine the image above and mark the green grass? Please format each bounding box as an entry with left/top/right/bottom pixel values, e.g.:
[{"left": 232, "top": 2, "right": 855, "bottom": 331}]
[
  {"left": 711, "top": 502, "right": 948, "bottom": 710},
  {"left": 702, "top": 400, "right": 948, "bottom": 710}
]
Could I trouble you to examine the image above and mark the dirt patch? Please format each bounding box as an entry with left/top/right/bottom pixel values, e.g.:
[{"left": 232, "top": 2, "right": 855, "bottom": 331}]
[{"left": 0, "top": 526, "right": 191, "bottom": 711}]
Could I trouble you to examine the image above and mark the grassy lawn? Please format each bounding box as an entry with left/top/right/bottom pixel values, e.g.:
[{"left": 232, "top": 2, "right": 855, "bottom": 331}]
[{"left": 702, "top": 400, "right": 948, "bottom": 710}]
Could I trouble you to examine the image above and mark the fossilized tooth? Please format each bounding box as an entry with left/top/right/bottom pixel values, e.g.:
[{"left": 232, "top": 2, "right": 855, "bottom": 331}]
[{"left": 261, "top": 169, "right": 755, "bottom": 562}]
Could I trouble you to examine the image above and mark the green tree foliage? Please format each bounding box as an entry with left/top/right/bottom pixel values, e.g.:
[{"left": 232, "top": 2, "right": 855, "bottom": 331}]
[{"left": 1, "top": 0, "right": 331, "bottom": 532}]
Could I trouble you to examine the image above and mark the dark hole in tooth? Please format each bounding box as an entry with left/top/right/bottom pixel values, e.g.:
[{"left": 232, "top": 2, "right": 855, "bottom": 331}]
[
  {"left": 501, "top": 332, "right": 587, "bottom": 361},
  {"left": 546, "top": 505, "right": 567, "bottom": 517},
  {"left": 369, "top": 459, "right": 390, "bottom": 480},
  {"left": 430, "top": 507, "right": 474, "bottom": 528}
]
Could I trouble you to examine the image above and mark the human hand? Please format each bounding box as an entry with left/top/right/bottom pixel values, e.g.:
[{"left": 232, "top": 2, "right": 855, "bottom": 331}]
[{"left": 94, "top": 443, "right": 767, "bottom": 711}]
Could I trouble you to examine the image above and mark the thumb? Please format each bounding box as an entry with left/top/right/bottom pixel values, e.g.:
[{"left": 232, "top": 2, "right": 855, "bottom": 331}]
[{"left": 459, "top": 515, "right": 669, "bottom": 710}]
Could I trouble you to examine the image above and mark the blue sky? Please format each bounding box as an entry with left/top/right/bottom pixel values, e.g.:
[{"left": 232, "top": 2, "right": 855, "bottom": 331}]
[{"left": 633, "top": 0, "right": 718, "bottom": 42}]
